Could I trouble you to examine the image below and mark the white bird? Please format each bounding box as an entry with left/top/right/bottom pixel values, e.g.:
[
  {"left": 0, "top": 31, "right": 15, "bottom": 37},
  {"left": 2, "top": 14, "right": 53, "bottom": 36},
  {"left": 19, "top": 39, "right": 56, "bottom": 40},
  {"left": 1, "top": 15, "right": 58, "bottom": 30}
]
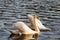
[
  {"left": 8, "top": 15, "right": 40, "bottom": 37},
  {"left": 9, "top": 15, "right": 51, "bottom": 34},
  {"left": 12, "top": 22, "right": 37, "bottom": 34},
  {"left": 27, "top": 14, "right": 51, "bottom": 31},
  {"left": 9, "top": 14, "right": 51, "bottom": 38},
  {"left": 12, "top": 22, "right": 38, "bottom": 39}
]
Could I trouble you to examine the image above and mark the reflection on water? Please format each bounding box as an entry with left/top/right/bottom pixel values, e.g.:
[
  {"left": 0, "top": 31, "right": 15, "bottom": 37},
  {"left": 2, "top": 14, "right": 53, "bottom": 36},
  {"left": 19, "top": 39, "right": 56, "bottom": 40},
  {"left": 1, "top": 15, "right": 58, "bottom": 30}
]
[{"left": 8, "top": 34, "right": 39, "bottom": 40}]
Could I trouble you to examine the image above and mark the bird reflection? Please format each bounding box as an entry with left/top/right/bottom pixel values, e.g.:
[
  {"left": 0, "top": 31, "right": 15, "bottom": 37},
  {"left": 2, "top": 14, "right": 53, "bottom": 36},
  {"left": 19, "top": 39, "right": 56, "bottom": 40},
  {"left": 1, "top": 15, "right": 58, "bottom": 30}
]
[{"left": 8, "top": 34, "right": 39, "bottom": 40}]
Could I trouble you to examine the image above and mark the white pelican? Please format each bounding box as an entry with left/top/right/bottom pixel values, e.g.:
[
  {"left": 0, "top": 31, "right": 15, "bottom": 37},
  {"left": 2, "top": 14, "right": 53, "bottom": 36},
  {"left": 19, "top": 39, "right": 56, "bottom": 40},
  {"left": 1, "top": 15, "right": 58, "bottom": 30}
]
[
  {"left": 12, "top": 22, "right": 37, "bottom": 34},
  {"left": 8, "top": 15, "right": 40, "bottom": 37},
  {"left": 27, "top": 14, "right": 51, "bottom": 31},
  {"left": 9, "top": 15, "right": 40, "bottom": 39},
  {"left": 12, "top": 22, "right": 38, "bottom": 39},
  {"left": 9, "top": 14, "right": 51, "bottom": 39}
]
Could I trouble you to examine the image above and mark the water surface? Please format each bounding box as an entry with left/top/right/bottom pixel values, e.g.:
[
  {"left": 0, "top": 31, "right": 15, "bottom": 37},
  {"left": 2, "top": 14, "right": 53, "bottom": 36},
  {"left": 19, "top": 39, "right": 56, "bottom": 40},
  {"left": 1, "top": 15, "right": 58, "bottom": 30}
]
[{"left": 0, "top": 0, "right": 60, "bottom": 40}]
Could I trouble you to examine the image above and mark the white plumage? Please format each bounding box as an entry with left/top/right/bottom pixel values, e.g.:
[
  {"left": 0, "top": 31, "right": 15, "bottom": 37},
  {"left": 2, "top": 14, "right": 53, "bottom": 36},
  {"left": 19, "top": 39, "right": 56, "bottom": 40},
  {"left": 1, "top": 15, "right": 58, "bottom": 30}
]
[
  {"left": 9, "top": 14, "right": 51, "bottom": 36},
  {"left": 27, "top": 14, "right": 51, "bottom": 31},
  {"left": 12, "top": 22, "right": 37, "bottom": 34}
]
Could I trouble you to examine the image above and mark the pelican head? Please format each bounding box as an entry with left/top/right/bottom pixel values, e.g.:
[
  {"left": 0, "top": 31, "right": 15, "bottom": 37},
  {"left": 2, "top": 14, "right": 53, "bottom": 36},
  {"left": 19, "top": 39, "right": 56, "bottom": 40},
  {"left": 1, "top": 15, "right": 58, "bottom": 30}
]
[{"left": 27, "top": 14, "right": 51, "bottom": 31}]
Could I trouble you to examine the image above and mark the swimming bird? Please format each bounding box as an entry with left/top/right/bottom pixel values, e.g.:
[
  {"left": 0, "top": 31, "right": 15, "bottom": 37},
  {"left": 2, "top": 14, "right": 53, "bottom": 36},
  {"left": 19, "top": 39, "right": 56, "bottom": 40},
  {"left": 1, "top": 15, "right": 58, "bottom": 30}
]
[
  {"left": 27, "top": 14, "right": 51, "bottom": 31},
  {"left": 10, "top": 14, "right": 50, "bottom": 35},
  {"left": 9, "top": 14, "right": 51, "bottom": 39},
  {"left": 12, "top": 22, "right": 37, "bottom": 34},
  {"left": 9, "top": 15, "right": 41, "bottom": 39},
  {"left": 12, "top": 22, "right": 38, "bottom": 39},
  {"left": 8, "top": 15, "right": 40, "bottom": 37}
]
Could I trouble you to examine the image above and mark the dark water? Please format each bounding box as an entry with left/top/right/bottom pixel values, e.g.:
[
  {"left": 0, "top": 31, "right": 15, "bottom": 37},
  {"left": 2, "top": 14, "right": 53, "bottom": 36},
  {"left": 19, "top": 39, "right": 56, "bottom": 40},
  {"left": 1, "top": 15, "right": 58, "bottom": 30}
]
[{"left": 0, "top": 0, "right": 60, "bottom": 40}]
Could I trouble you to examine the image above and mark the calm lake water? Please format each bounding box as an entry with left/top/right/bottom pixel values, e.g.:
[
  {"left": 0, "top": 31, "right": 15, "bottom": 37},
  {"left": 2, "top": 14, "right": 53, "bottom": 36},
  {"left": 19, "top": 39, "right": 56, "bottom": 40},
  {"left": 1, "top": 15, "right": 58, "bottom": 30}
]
[{"left": 0, "top": 0, "right": 60, "bottom": 40}]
